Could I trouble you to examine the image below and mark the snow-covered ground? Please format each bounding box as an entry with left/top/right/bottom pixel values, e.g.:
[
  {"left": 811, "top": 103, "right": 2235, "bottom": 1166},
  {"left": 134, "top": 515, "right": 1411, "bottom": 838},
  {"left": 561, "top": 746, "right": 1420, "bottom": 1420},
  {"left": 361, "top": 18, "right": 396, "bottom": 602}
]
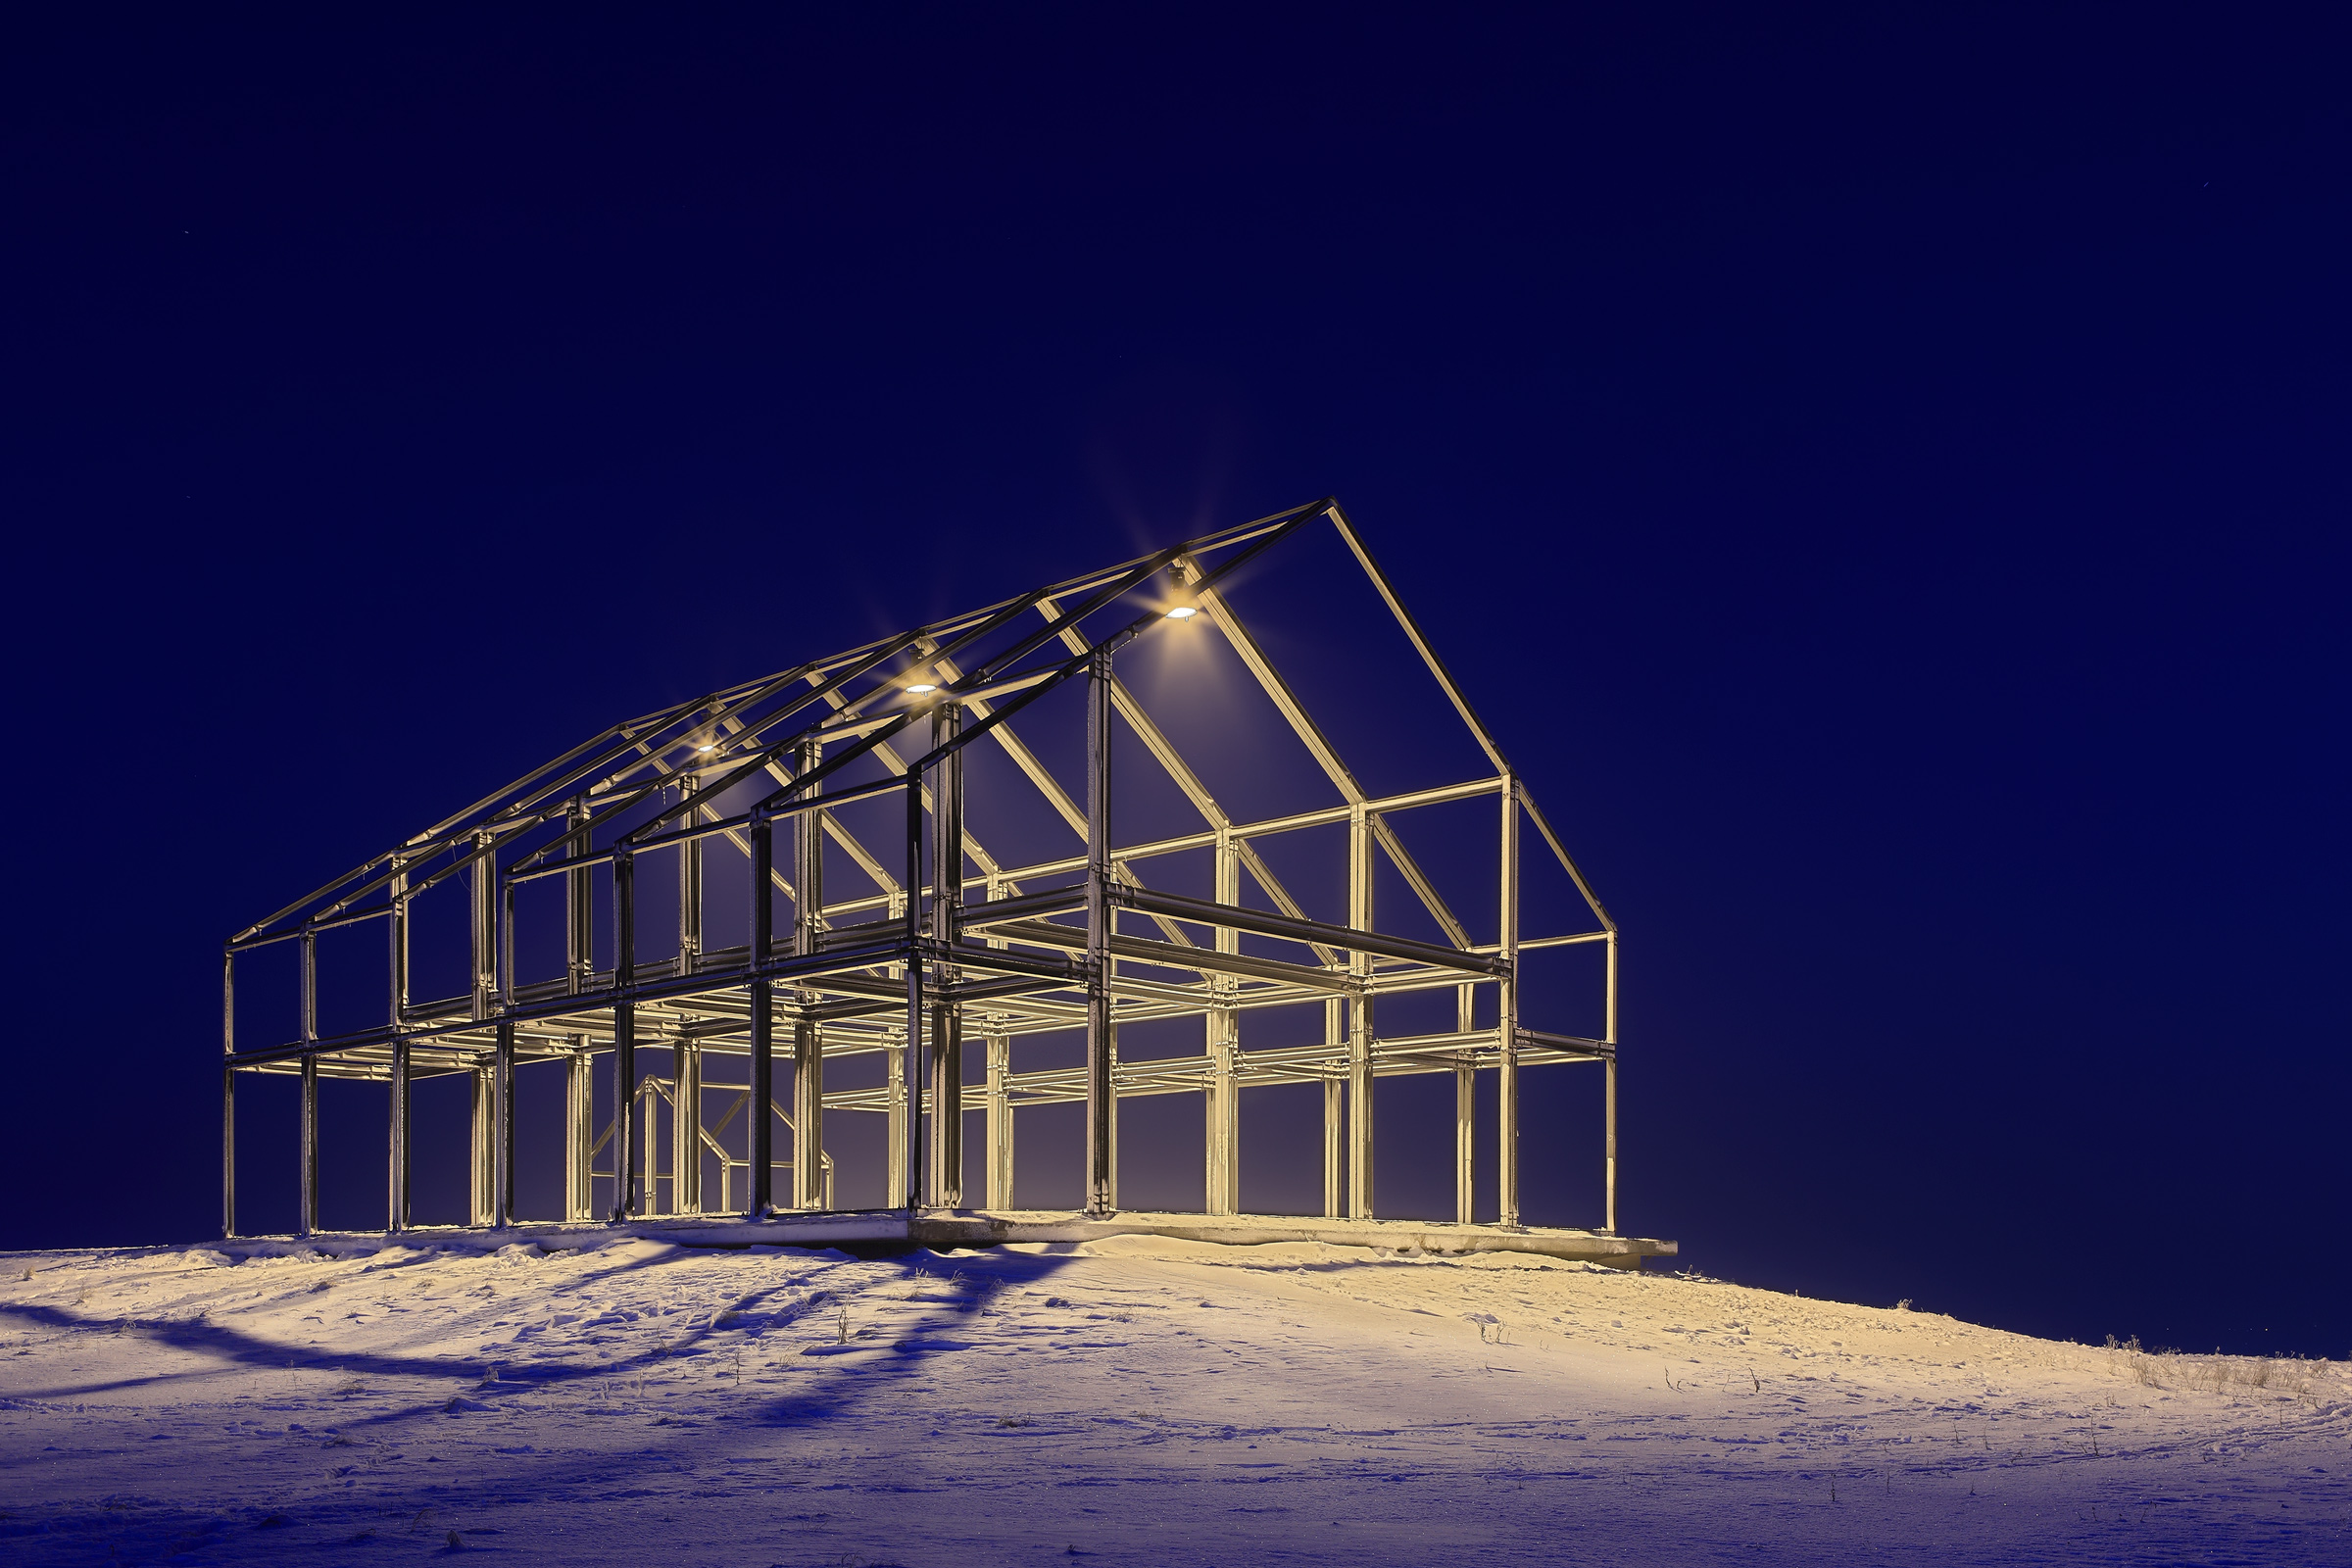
[{"left": 2, "top": 1231, "right": 2344, "bottom": 1564}]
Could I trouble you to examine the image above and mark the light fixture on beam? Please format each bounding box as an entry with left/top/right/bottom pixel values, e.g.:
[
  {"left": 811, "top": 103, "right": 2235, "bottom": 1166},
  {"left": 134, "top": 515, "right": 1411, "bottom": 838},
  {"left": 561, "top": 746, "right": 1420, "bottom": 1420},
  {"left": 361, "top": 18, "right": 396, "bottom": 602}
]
[
  {"left": 906, "top": 682, "right": 939, "bottom": 694},
  {"left": 1165, "top": 605, "right": 1198, "bottom": 620}
]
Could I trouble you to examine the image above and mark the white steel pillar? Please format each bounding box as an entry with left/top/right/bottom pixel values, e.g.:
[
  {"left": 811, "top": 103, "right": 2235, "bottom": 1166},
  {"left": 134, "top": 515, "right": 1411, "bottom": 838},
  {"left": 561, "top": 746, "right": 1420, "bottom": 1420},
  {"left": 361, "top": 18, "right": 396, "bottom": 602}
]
[
  {"left": 564, "top": 1044, "right": 593, "bottom": 1221},
  {"left": 299, "top": 1052, "right": 319, "bottom": 1236},
  {"left": 1321, "top": 1000, "right": 1343, "bottom": 1219},
  {"left": 793, "top": 739, "right": 827, "bottom": 1210},
  {"left": 927, "top": 703, "right": 965, "bottom": 1207},
  {"left": 611, "top": 846, "right": 638, "bottom": 1221},
  {"left": 387, "top": 1039, "right": 411, "bottom": 1234},
  {"left": 492, "top": 1019, "right": 514, "bottom": 1228},
  {"left": 1084, "top": 649, "right": 1117, "bottom": 1217},
  {"left": 1203, "top": 829, "right": 1240, "bottom": 1215},
  {"left": 1454, "top": 982, "right": 1475, "bottom": 1226},
  {"left": 468, "top": 1066, "right": 495, "bottom": 1226},
  {"left": 674, "top": 1041, "right": 703, "bottom": 1215},
  {"left": 985, "top": 1032, "right": 1013, "bottom": 1207},
  {"left": 1604, "top": 929, "right": 1619, "bottom": 1234},
  {"left": 886, "top": 1039, "right": 907, "bottom": 1203},
  {"left": 1496, "top": 777, "right": 1521, "bottom": 1228},
  {"left": 748, "top": 806, "right": 775, "bottom": 1216},
  {"left": 1347, "top": 805, "right": 1374, "bottom": 1219}
]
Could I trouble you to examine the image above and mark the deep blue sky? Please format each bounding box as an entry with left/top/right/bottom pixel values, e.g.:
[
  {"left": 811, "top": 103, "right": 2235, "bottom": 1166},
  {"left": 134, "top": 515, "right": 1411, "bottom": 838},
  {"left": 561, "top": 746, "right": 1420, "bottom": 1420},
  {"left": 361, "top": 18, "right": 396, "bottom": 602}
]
[{"left": 3, "top": 8, "right": 2345, "bottom": 1357}]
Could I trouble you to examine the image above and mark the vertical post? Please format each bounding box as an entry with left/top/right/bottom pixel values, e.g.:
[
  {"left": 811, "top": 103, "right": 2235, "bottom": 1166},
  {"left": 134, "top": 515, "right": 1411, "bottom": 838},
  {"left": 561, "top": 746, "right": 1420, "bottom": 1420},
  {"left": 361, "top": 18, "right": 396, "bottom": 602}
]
[
  {"left": 901, "top": 775, "right": 925, "bottom": 1209},
  {"left": 677, "top": 774, "right": 703, "bottom": 977},
  {"left": 1321, "top": 1072, "right": 1343, "bottom": 1219},
  {"left": 985, "top": 1032, "right": 1013, "bottom": 1207},
  {"left": 299, "top": 1052, "right": 319, "bottom": 1236},
  {"left": 1347, "top": 805, "right": 1374, "bottom": 1220},
  {"left": 469, "top": 832, "right": 495, "bottom": 1021},
  {"left": 1604, "top": 930, "right": 1619, "bottom": 1234},
  {"left": 1084, "top": 650, "right": 1116, "bottom": 1216},
  {"left": 927, "top": 703, "right": 964, "bottom": 1208},
  {"left": 387, "top": 1038, "right": 411, "bottom": 1233},
  {"left": 640, "top": 1074, "right": 661, "bottom": 1218},
  {"left": 564, "top": 1045, "right": 593, "bottom": 1221},
  {"left": 221, "top": 1066, "right": 236, "bottom": 1239},
  {"left": 469, "top": 832, "right": 496, "bottom": 1227},
  {"left": 564, "top": 800, "right": 591, "bottom": 996},
  {"left": 886, "top": 1038, "right": 907, "bottom": 1202},
  {"left": 222, "top": 953, "right": 237, "bottom": 1241},
  {"left": 748, "top": 808, "right": 774, "bottom": 1216},
  {"left": 469, "top": 1066, "right": 495, "bottom": 1226},
  {"left": 674, "top": 1041, "right": 703, "bottom": 1215},
  {"left": 494, "top": 1019, "right": 515, "bottom": 1228},
  {"left": 1204, "top": 830, "right": 1241, "bottom": 1215},
  {"left": 388, "top": 861, "right": 410, "bottom": 1025},
  {"left": 1496, "top": 778, "right": 1521, "bottom": 1228},
  {"left": 792, "top": 741, "right": 827, "bottom": 1209},
  {"left": 299, "top": 931, "right": 318, "bottom": 1049},
  {"left": 1454, "top": 983, "right": 1475, "bottom": 1227},
  {"left": 611, "top": 847, "right": 638, "bottom": 1221}
]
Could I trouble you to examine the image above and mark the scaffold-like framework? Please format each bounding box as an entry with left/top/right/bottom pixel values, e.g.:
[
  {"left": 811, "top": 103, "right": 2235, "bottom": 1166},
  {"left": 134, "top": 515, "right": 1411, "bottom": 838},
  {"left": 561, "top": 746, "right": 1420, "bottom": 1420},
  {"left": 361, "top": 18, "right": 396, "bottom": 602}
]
[{"left": 222, "top": 499, "right": 1664, "bottom": 1261}]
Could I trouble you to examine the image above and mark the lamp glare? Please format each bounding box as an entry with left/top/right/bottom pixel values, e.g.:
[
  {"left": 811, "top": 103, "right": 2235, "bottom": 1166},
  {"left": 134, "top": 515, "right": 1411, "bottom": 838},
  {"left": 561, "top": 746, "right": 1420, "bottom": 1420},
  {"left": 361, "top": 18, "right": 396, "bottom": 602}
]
[
  {"left": 1165, "top": 606, "right": 1198, "bottom": 619},
  {"left": 907, "top": 682, "right": 938, "bottom": 694}
]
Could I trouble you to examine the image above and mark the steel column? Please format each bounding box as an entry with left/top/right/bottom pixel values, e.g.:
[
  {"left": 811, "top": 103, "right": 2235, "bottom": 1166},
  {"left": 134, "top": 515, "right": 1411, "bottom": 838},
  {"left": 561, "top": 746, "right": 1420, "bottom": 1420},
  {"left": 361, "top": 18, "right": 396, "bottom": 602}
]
[
  {"left": 748, "top": 808, "right": 775, "bottom": 1215},
  {"left": 299, "top": 1052, "right": 319, "bottom": 1235},
  {"left": 469, "top": 1065, "right": 495, "bottom": 1225},
  {"left": 1204, "top": 829, "right": 1240, "bottom": 1215},
  {"left": 387, "top": 1037, "right": 411, "bottom": 1233},
  {"left": 469, "top": 831, "right": 496, "bottom": 1020},
  {"left": 927, "top": 702, "right": 964, "bottom": 1207},
  {"left": 1497, "top": 778, "right": 1521, "bottom": 1228},
  {"left": 886, "top": 1038, "right": 907, "bottom": 1203},
  {"left": 1605, "top": 930, "right": 1619, "bottom": 1234},
  {"left": 564, "top": 1045, "right": 593, "bottom": 1221},
  {"left": 985, "top": 1032, "right": 1013, "bottom": 1206},
  {"left": 1604, "top": 1053, "right": 1619, "bottom": 1236},
  {"left": 677, "top": 774, "right": 703, "bottom": 977},
  {"left": 611, "top": 846, "right": 638, "bottom": 1221},
  {"left": 792, "top": 740, "right": 826, "bottom": 1210},
  {"left": 1084, "top": 649, "right": 1116, "bottom": 1216},
  {"left": 221, "top": 1066, "right": 236, "bottom": 1239},
  {"left": 674, "top": 1041, "right": 703, "bottom": 1214},
  {"left": 1322, "top": 1073, "right": 1343, "bottom": 1219},
  {"left": 1454, "top": 982, "right": 1475, "bottom": 1226},
  {"left": 1348, "top": 804, "right": 1374, "bottom": 1219},
  {"left": 493, "top": 1019, "right": 515, "bottom": 1227},
  {"left": 900, "top": 774, "right": 924, "bottom": 1209},
  {"left": 564, "top": 800, "right": 591, "bottom": 995},
  {"left": 388, "top": 863, "right": 409, "bottom": 1024}
]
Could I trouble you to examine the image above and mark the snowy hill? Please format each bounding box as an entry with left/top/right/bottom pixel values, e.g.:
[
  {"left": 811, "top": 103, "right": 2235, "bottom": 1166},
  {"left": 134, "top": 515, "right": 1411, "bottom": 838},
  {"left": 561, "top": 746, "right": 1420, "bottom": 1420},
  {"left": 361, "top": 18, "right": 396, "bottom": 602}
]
[{"left": 2, "top": 1233, "right": 2344, "bottom": 1564}]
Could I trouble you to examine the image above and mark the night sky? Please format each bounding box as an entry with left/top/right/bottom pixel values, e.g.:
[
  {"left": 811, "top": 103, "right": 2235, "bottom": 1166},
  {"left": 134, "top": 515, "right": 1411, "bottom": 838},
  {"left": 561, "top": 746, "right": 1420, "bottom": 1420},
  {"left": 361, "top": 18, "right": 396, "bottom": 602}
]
[{"left": 3, "top": 9, "right": 2344, "bottom": 1359}]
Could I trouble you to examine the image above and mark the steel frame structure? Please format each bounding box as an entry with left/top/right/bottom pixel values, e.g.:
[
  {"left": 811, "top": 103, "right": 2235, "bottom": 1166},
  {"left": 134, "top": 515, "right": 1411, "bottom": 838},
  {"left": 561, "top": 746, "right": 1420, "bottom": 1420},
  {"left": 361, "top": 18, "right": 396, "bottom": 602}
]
[{"left": 221, "top": 500, "right": 1633, "bottom": 1246}]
